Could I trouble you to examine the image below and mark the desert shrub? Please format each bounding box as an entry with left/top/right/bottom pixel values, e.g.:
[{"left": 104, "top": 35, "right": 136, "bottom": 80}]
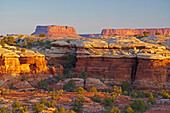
[
  {"left": 45, "top": 45, "right": 51, "bottom": 49},
  {"left": 135, "top": 34, "right": 143, "bottom": 39},
  {"left": 22, "top": 40, "right": 27, "bottom": 48},
  {"left": 32, "top": 103, "right": 45, "bottom": 113},
  {"left": 76, "top": 87, "right": 85, "bottom": 94},
  {"left": 125, "top": 106, "right": 134, "bottom": 113},
  {"left": 111, "top": 92, "right": 118, "bottom": 102},
  {"left": 64, "top": 68, "right": 70, "bottom": 75},
  {"left": 19, "top": 106, "right": 28, "bottom": 113},
  {"left": 16, "top": 47, "right": 20, "bottom": 50},
  {"left": 50, "top": 92, "right": 59, "bottom": 101},
  {"left": 102, "top": 95, "right": 113, "bottom": 106},
  {"left": 121, "top": 81, "right": 131, "bottom": 94},
  {"left": 38, "top": 39, "right": 45, "bottom": 46},
  {"left": 145, "top": 102, "right": 152, "bottom": 110},
  {"left": 155, "top": 32, "right": 161, "bottom": 35},
  {"left": 37, "top": 80, "right": 48, "bottom": 90},
  {"left": 54, "top": 107, "right": 76, "bottom": 113},
  {"left": 76, "top": 95, "right": 85, "bottom": 103},
  {"left": 66, "top": 39, "right": 70, "bottom": 43},
  {"left": 113, "top": 85, "right": 122, "bottom": 95},
  {"left": 130, "top": 99, "right": 145, "bottom": 112},
  {"left": 39, "top": 33, "right": 46, "bottom": 37},
  {"left": 78, "top": 70, "right": 88, "bottom": 78},
  {"left": 147, "top": 97, "right": 156, "bottom": 105},
  {"left": 161, "top": 90, "right": 170, "bottom": 99},
  {"left": 93, "top": 93, "right": 101, "bottom": 103},
  {"left": 109, "top": 106, "right": 121, "bottom": 113},
  {"left": 20, "top": 74, "right": 26, "bottom": 81},
  {"left": 48, "top": 87, "right": 53, "bottom": 92},
  {"left": 9, "top": 83, "right": 14, "bottom": 90},
  {"left": 46, "top": 100, "right": 56, "bottom": 108},
  {"left": 39, "top": 97, "right": 47, "bottom": 104},
  {"left": 123, "top": 91, "right": 128, "bottom": 96},
  {"left": 12, "top": 101, "right": 21, "bottom": 110},
  {"left": 136, "top": 91, "right": 144, "bottom": 98},
  {"left": 143, "top": 31, "right": 150, "bottom": 37},
  {"left": 159, "top": 42, "right": 163, "bottom": 45},
  {"left": 0, "top": 40, "right": 5, "bottom": 48},
  {"left": 99, "top": 89, "right": 112, "bottom": 93},
  {"left": 72, "top": 100, "right": 83, "bottom": 112},
  {"left": 131, "top": 92, "right": 137, "bottom": 98},
  {"left": 46, "top": 40, "right": 51, "bottom": 44},
  {"left": 21, "top": 48, "right": 26, "bottom": 52},
  {"left": 63, "top": 79, "right": 76, "bottom": 92},
  {"left": 90, "top": 87, "right": 98, "bottom": 92}
]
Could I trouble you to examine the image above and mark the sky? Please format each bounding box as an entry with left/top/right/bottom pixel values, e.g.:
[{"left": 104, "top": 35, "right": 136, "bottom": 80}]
[{"left": 0, "top": 0, "right": 170, "bottom": 35}]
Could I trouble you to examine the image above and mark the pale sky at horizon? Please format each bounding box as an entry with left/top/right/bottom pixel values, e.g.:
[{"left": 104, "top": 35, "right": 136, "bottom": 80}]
[{"left": 0, "top": 0, "right": 170, "bottom": 35}]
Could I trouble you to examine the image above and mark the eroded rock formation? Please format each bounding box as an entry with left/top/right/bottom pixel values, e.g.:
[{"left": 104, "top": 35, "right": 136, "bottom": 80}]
[
  {"left": 101, "top": 28, "right": 170, "bottom": 36},
  {"left": 32, "top": 25, "right": 80, "bottom": 37},
  {"left": 0, "top": 46, "right": 49, "bottom": 79},
  {"left": 49, "top": 36, "right": 170, "bottom": 90}
]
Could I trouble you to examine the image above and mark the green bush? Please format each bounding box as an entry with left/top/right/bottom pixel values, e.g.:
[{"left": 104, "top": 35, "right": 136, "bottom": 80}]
[
  {"left": 90, "top": 87, "right": 98, "bottom": 92},
  {"left": 131, "top": 93, "right": 137, "bottom": 98},
  {"left": 16, "top": 47, "right": 21, "bottom": 51},
  {"left": 145, "top": 102, "right": 151, "bottom": 110},
  {"left": 46, "top": 100, "right": 56, "bottom": 108},
  {"left": 93, "top": 93, "right": 101, "bottom": 103},
  {"left": 0, "top": 40, "right": 5, "bottom": 48},
  {"left": 39, "top": 33, "right": 46, "bottom": 37},
  {"left": 22, "top": 40, "right": 27, "bottom": 48},
  {"left": 143, "top": 31, "right": 150, "bottom": 37},
  {"left": 32, "top": 103, "right": 45, "bottom": 113},
  {"left": 21, "top": 48, "right": 26, "bottom": 52},
  {"left": 37, "top": 80, "right": 48, "bottom": 90},
  {"left": 12, "top": 101, "right": 21, "bottom": 110},
  {"left": 130, "top": 99, "right": 145, "bottom": 112},
  {"left": 109, "top": 106, "right": 121, "bottom": 113},
  {"left": 125, "top": 106, "right": 134, "bottom": 113},
  {"left": 155, "top": 32, "right": 161, "bottom": 35},
  {"left": 72, "top": 100, "right": 83, "bottom": 112},
  {"left": 63, "top": 79, "right": 76, "bottom": 92},
  {"left": 78, "top": 70, "right": 88, "bottom": 78},
  {"left": 121, "top": 81, "right": 131, "bottom": 94},
  {"left": 76, "top": 87, "right": 85, "bottom": 94},
  {"left": 102, "top": 95, "right": 113, "bottom": 106},
  {"left": 39, "top": 97, "right": 47, "bottom": 104}
]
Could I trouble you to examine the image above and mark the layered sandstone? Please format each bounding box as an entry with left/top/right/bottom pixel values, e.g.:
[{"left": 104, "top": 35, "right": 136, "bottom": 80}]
[
  {"left": 0, "top": 46, "right": 48, "bottom": 79},
  {"left": 32, "top": 25, "right": 80, "bottom": 37},
  {"left": 49, "top": 36, "right": 170, "bottom": 90},
  {"left": 101, "top": 28, "right": 170, "bottom": 36}
]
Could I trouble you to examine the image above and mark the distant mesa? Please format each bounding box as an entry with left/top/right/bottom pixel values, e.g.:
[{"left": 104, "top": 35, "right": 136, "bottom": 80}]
[
  {"left": 32, "top": 25, "right": 80, "bottom": 37},
  {"left": 101, "top": 28, "right": 170, "bottom": 36}
]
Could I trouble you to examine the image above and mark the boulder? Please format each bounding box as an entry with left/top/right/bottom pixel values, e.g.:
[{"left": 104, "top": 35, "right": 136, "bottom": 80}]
[
  {"left": 51, "top": 78, "right": 84, "bottom": 90},
  {"left": 85, "top": 77, "right": 109, "bottom": 90}
]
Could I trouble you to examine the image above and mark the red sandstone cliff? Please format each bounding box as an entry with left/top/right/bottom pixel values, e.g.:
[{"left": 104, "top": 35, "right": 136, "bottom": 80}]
[
  {"left": 32, "top": 25, "right": 80, "bottom": 37},
  {"left": 49, "top": 36, "right": 170, "bottom": 90},
  {"left": 101, "top": 28, "right": 170, "bottom": 36}
]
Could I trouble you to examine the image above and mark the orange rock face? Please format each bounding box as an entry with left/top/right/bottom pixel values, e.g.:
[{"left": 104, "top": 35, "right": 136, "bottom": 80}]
[
  {"left": 32, "top": 25, "right": 80, "bottom": 37},
  {"left": 101, "top": 28, "right": 170, "bottom": 36},
  {"left": 133, "top": 59, "right": 170, "bottom": 90},
  {"left": 74, "top": 58, "right": 170, "bottom": 90},
  {"left": 0, "top": 56, "right": 49, "bottom": 79},
  {"left": 74, "top": 57, "right": 136, "bottom": 85}
]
